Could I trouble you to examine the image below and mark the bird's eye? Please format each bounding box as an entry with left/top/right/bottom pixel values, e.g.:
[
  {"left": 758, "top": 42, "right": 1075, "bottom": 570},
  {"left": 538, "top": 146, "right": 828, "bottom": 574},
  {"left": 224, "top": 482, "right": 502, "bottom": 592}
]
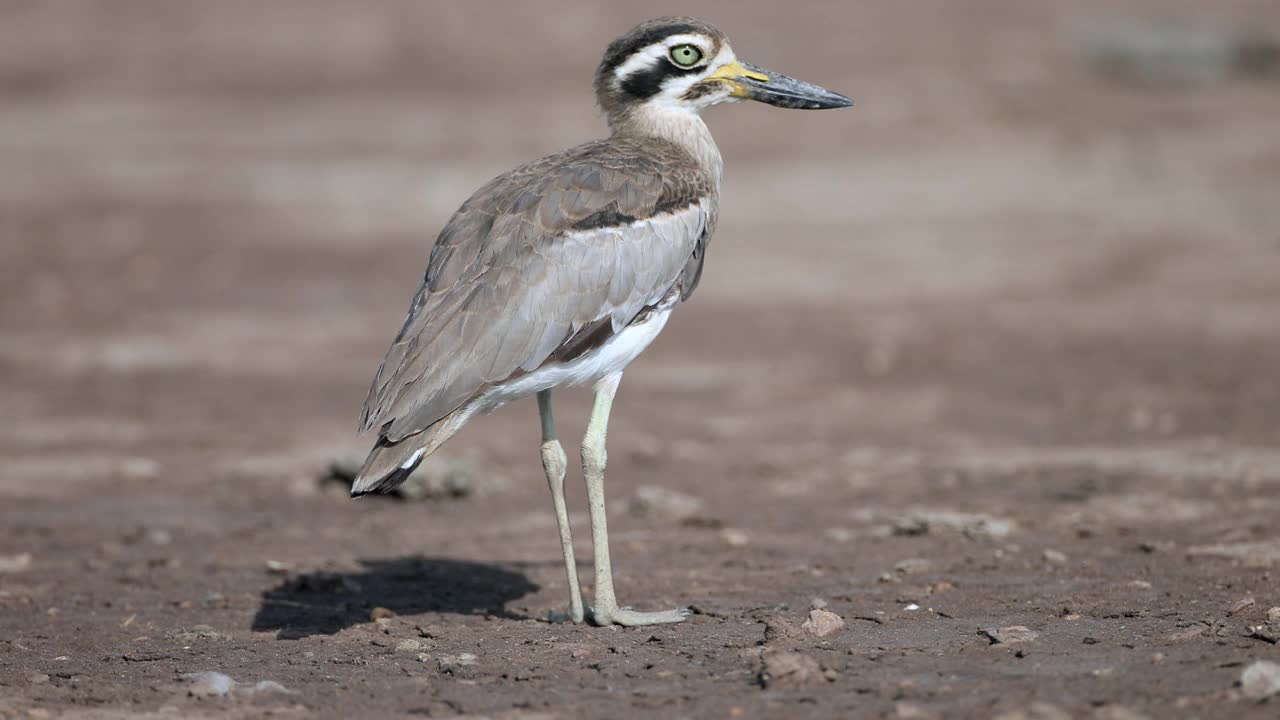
[{"left": 669, "top": 44, "right": 704, "bottom": 68}]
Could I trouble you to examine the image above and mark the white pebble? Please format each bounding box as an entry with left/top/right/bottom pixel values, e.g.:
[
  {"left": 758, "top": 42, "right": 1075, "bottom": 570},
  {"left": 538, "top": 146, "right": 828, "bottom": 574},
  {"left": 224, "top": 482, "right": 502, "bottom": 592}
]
[{"left": 184, "top": 671, "right": 235, "bottom": 697}]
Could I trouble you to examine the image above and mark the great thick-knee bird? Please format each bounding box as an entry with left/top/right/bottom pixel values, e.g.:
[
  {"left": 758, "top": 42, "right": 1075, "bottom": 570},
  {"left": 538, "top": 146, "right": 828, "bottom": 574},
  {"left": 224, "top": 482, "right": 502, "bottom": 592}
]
[{"left": 353, "top": 17, "right": 851, "bottom": 626}]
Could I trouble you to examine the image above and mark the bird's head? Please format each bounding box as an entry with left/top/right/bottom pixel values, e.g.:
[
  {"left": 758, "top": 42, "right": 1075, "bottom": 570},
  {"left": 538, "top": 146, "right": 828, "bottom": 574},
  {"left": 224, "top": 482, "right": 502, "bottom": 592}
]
[{"left": 594, "top": 17, "right": 852, "bottom": 128}]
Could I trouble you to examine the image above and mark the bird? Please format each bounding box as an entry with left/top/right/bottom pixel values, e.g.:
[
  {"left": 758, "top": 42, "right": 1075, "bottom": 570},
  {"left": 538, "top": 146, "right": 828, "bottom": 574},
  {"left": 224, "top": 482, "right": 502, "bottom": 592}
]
[{"left": 352, "top": 16, "right": 852, "bottom": 627}]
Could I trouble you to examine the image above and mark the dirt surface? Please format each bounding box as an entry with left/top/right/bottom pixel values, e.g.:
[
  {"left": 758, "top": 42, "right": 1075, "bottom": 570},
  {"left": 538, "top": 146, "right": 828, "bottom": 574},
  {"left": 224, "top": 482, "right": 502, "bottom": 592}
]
[{"left": 3, "top": 2, "right": 1280, "bottom": 718}]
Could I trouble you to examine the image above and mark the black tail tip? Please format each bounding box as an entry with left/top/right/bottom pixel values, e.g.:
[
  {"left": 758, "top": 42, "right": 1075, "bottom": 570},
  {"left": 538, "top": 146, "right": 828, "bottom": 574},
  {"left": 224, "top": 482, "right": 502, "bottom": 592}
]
[{"left": 348, "top": 461, "right": 422, "bottom": 499}]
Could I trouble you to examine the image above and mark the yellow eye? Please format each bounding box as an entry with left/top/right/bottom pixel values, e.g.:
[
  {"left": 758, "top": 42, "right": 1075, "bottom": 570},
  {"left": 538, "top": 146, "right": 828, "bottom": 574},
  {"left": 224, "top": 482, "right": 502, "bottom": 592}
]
[{"left": 669, "top": 44, "right": 704, "bottom": 68}]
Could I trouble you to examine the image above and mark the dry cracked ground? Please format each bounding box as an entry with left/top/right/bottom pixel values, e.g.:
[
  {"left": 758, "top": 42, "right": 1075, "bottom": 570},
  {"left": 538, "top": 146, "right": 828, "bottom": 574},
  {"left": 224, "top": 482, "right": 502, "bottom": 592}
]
[{"left": 2, "top": 1, "right": 1280, "bottom": 718}]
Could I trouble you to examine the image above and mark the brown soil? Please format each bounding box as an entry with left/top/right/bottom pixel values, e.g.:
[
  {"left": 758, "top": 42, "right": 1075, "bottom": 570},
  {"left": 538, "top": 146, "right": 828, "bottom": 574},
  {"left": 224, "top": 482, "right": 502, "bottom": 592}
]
[{"left": 3, "top": 2, "right": 1280, "bottom": 718}]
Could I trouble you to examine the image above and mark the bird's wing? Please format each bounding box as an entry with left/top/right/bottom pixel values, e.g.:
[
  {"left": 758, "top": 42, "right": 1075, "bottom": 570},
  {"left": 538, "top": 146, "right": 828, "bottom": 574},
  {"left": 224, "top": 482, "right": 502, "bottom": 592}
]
[{"left": 359, "top": 139, "right": 716, "bottom": 442}]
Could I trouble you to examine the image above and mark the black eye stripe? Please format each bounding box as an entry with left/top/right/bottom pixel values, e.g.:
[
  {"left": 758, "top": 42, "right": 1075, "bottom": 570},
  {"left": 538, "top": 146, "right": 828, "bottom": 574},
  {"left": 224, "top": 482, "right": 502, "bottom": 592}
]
[{"left": 619, "top": 60, "right": 704, "bottom": 99}]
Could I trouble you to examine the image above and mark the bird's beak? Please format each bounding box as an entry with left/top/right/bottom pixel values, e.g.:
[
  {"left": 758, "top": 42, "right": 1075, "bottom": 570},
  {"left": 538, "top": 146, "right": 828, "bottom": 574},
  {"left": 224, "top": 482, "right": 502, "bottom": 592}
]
[{"left": 709, "top": 60, "right": 853, "bottom": 109}]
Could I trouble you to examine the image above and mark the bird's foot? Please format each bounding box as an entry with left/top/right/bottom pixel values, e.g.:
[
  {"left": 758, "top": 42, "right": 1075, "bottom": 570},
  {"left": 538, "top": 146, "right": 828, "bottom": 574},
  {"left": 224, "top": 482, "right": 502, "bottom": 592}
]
[
  {"left": 589, "top": 605, "right": 690, "bottom": 627},
  {"left": 547, "top": 604, "right": 586, "bottom": 624}
]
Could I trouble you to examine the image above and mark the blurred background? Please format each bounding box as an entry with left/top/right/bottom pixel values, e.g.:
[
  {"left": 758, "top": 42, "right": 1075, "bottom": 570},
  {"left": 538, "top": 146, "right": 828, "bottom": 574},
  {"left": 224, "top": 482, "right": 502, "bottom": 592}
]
[{"left": 2, "top": 1, "right": 1279, "bottom": 715}]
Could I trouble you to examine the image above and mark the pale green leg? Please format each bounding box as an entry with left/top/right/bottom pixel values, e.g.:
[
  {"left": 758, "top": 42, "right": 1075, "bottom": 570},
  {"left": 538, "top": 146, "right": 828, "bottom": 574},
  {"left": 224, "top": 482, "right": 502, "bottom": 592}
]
[
  {"left": 582, "top": 373, "right": 689, "bottom": 627},
  {"left": 538, "top": 389, "right": 585, "bottom": 623}
]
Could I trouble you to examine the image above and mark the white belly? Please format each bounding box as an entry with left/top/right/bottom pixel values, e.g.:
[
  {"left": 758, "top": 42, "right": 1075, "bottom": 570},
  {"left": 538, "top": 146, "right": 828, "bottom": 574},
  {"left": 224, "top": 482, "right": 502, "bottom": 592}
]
[{"left": 474, "top": 304, "right": 673, "bottom": 413}]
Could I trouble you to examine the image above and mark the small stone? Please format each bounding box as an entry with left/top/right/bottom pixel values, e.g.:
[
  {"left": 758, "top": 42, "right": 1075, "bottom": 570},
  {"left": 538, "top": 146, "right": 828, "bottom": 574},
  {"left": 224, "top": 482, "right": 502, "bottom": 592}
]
[
  {"left": 437, "top": 652, "right": 479, "bottom": 674},
  {"left": 570, "top": 646, "right": 592, "bottom": 659},
  {"left": 0, "top": 553, "right": 32, "bottom": 573},
  {"left": 903, "top": 603, "right": 920, "bottom": 611},
  {"left": 265, "top": 560, "right": 294, "bottom": 575},
  {"left": 625, "top": 485, "right": 705, "bottom": 521},
  {"left": 252, "top": 680, "right": 295, "bottom": 694},
  {"left": 1227, "top": 596, "right": 1256, "bottom": 616},
  {"left": 759, "top": 649, "right": 828, "bottom": 689},
  {"left": 1137, "top": 540, "right": 1174, "bottom": 554},
  {"left": 369, "top": 607, "right": 396, "bottom": 620},
  {"left": 184, "top": 671, "right": 236, "bottom": 697},
  {"left": 1128, "top": 580, "right": 1153, "bottom": 589},
  {"left": 1249, "top": 608, "right": 1280, "bottom": 643},
  {"left": 893, "top": 511, "right": 1016, "bottom": 539},
  {"left": 763, "top": 615, "right": 805, "bottom": 644},
  {"left": 810, "top": 597, "right": 828, "bottom": 610},
  {"left": 1188, "top": 539, "right": 1280, "bottom": 567},
  {"left": 1167, "top": 623, "right": 1208, "bottom": 641},
  {"left": 27, "top": 672, "right": 50, "bottom": 684},
  {"left": 980, "top": 626, "right": 1039, "bottom": 645},
  {"left": 395, "top": 639, "right": 423, "bottom": 652},
  {"left": 1042, "top": 549, "right": 1068, "bottom": 565},
  {"left": 894, "top": 558, "right": 932, "bottom": 575},
  {"left": 823, "top": 528, "right": 854, "bottom": 543},
  {"left": 801, "top": 608, "right": 846, "bottom": 638},
  {"left": 1092, "top": 707, "right": 1150, "bottom": 720},
  {"left": 720, "top": 528, "right": 750, "bottom": 547},
  {"left": 992, "top": 703, "right": 1073, "bottom": 720},
  {"left": 894, "top": 702, "right": 936, "bottom": 719},
  {"left": 1239, "top": 660, "right": 1280, "bottom": 700}
]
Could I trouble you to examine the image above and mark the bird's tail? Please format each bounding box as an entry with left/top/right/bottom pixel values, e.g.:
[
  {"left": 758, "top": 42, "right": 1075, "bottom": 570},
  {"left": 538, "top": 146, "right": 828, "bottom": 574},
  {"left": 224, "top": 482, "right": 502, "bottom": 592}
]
[{"left": 350, "top": 409, "right": 471, "bottom": 496}]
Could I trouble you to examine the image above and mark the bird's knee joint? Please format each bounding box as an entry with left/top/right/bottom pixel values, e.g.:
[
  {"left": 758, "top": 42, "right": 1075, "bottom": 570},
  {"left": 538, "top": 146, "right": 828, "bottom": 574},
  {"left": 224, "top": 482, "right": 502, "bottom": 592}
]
[
  {"left": 541, "top": 440, "right": 567, "bottom": 479},
  {"left": 580, "top": 442, "right": 607, "bottom": 475}
]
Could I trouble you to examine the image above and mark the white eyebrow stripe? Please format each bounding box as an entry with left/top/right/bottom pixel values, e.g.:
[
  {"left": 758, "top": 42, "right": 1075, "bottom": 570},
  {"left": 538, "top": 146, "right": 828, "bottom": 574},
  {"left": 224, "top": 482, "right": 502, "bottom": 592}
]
[{"left": 611, "top": 34, "right": 715, "bottom": 81}]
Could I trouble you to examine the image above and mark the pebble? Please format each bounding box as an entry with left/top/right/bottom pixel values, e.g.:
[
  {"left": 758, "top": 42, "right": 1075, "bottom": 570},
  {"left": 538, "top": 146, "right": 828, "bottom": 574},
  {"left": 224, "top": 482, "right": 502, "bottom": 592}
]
[
  {"left": 253, "top": 680, "right": 295, "bottom": 694},
  {"left": 720, "top": 528, "right": 750, "bottom": 547},
  {"left": 0, "top": 553, "right": 32, "bottom": 573},
  {"left": 1187, "top": 539, "right": 1280, "bottom": 567},
  {"left": 184, "top": 671, "right": 236, "bottom": 697},
  {"left": 1042, "top": 549, "right": 1068, "bottom": 566},
  {"left": 1092, "top": 707, "right": 1150, "bottom": 720},
  {"left": 893, "top": 511, "right": 1016, "bottom": 539},
  {"left": 1239, "top": 660, "right": 1280, "bottom": 700},
  {"left": 894, "top": 558, "right": 932, "bottom": 575},
  {"left": 991, "top": 702, "right": 1072, "bottom": 720},
  {"left": 763, "top": 615, "right": 806, "bottom": 644},
  {"left": 395, "top": 639, "right": 423, "bottom": 652},
  {"left": 369, "top": 607, "right": 396, "bottom": 620},
  {"left": 979, "top": 626, "right": 1039, "bottom": 645},
  {"left": 759, "top": 649, "right": 830, "bottom": 689},
  {"left": 1226, "top": 596, "right": 1255, "bottom": 616},
  {"left": 1249, "top": 607, "right": 1280, "bottom": 643},
  {"left": 625, "top": 485, "right": 705, "bottom": 521},
  {"left": 823, "top": 528, "right": 854, "bottom": 543},
  {"left": 801, "top": 608, "right": 846, "bottom": 638},
  {"left": 437, "top": 652, "right": 479, "bottom": 674}
]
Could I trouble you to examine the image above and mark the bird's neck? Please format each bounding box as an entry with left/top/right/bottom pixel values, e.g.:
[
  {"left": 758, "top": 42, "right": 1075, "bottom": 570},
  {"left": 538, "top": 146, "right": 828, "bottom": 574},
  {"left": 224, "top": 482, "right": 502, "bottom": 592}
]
[{"left": 610, "top": 106, "right": 723, "bottom": 187}]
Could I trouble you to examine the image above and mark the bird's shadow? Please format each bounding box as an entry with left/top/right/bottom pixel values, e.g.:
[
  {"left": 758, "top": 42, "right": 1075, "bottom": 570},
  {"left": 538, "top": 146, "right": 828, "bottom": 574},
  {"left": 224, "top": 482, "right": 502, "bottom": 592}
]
[{"left": 251, "top": 555, "right": 539, "bottom": 639}]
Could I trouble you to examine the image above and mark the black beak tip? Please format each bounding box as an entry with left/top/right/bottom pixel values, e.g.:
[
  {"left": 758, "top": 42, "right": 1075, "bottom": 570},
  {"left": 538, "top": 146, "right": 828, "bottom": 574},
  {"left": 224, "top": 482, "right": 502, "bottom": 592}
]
[{"left": 827, "top": 93, "right": 855, "bottom": 109}]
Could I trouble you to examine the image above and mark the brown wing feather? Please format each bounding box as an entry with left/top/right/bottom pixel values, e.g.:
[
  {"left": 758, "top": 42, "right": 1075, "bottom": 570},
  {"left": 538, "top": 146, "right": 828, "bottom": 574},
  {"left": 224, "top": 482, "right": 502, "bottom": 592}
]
[{"left": 359, "top": 137, "right": 716, "bottom": 442}]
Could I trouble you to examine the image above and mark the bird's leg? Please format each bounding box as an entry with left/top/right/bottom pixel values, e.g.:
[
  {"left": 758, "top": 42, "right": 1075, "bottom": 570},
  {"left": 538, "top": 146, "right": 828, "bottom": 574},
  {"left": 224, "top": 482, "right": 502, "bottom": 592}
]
[
  {"left": 538, "top": 389, "right": 584, "bottom": 623},
  {"left": 581, "top": 373, "right": 689, "bottom": 627}
]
